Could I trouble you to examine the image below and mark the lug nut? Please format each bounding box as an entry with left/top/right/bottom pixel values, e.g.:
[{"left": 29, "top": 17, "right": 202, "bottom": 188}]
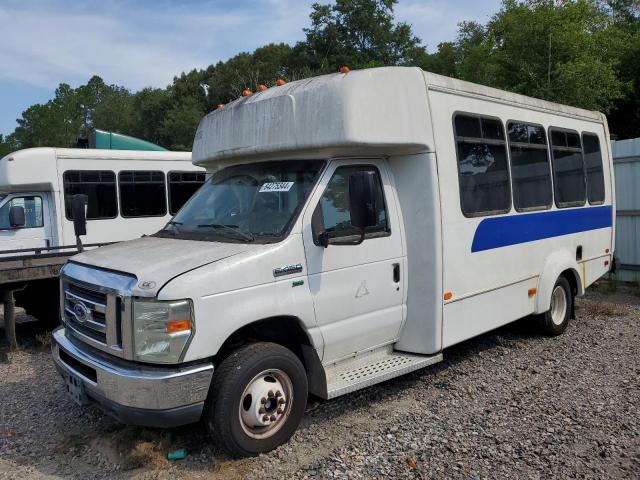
[
  {"left": 277, "top": 407, "right": 284, "bottom": 414},
  {"left": 270, "top": 415, "right": 276, "bottom": 421},
  {"left": 278, "top": 398, "right": 286, "bottom": 405},
  {"left": 262, "top": 415, "right": 270, "bottom": 422},
  {"left": 260, "top": 397, "right": 267, "bottom": 404},
  {"left": 275, "top": 390, "right": 282, "bottom": 397},
  {"left": 268, "top": 390, "right": 274, "bottom": 397},
  {"left": 259, "top": 407, "right": 266, "bottom": 414}
]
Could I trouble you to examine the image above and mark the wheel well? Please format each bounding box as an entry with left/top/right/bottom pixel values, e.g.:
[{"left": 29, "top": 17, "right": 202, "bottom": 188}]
[
  {"left": 216, "top": 316, "right": 309, "bottom": 360},
  {"left": 214, "top": 316, "right": 327, "bottom": 398},
  {"left": 560, "top": 268, "right": 579, "bottom": 297},
  {"left": 559, "top": 269, "right": 579, "bottom": 318}
]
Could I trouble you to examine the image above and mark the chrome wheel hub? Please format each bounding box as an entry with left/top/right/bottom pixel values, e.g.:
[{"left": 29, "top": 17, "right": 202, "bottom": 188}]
[
  {"left": 239, "top": 369, "right": 293, "bottom": 439},
  {"left": 550, "top": 285, "right": 567, "bottom": 326}
]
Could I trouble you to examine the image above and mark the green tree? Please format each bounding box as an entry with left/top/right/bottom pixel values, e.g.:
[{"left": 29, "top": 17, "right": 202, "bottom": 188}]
[
  {"left": 0, "top": 134, "right": 14, "bottom": 157},
  {"left": 299, "top": 0, "right": 426, "bottom": 71}
]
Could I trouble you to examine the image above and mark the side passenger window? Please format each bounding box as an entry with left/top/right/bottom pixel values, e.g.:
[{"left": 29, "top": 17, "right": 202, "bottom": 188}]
[
  {"left": 582, "top": 133, "right": 605, "bottom": 204},
  {"left": 550, "top": 128, "right": 586, "bottom": 207},
  {"left": 63, "top": 170, "right": 118, "bottom": 220},
  {"left": 454, "top": 114, "right": 511, "bottom": 216},
  {"left": 317, "top": 166, "right": 389, "bottom": 242},
  {"left": 119, "top": 171, "right": 167, "bottom": 217},
  {"left": 507, "top": 122, "right": 553, "bottom": 211}
]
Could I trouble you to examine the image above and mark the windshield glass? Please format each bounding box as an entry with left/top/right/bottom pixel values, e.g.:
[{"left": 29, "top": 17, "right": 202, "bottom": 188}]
[{"left": 156, "top": 160, "right": 324, "bottom": 243}]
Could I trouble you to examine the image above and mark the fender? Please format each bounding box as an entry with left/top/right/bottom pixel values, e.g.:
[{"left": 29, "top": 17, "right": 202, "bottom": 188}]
[{"left": 535, "top": 250, "right": 583, "bottom": 314}]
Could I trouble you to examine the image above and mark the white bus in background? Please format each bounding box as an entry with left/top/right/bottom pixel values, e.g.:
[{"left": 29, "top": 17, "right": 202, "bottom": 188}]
[
  {"left": 0, "top": 147, "right": 205, "bottom": 324},
  {"left": 52, "top": 67, "right": 614, "bottom": 457}
]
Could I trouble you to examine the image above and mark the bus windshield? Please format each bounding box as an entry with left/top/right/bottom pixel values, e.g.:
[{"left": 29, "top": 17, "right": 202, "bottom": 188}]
[{"left": 156, "top": 160, "right": 324, "bottom": 243}]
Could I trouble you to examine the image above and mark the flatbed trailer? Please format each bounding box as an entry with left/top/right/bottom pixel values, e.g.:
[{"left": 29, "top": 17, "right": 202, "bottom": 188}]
[{"left": 0, "top": 243, "right": 110, "bottom": 348}]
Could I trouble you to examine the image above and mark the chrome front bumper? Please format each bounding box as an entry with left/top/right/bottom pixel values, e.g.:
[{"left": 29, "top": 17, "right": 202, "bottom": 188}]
[{"left": 52, "top": 327, "right": 214, "bottom": 427}]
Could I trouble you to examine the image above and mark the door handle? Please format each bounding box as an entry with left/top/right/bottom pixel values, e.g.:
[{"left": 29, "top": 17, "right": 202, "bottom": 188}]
[{"left": 393, "top": 263, "right": 400, "bottom": 283}]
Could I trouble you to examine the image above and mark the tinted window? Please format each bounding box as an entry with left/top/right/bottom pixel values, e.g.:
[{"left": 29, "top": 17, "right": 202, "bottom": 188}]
[
  {"left": 119, "top": 171, "right": 167, "bottom": 217},
  {"left": 63, "top": 170, "right": 117, "bottom": 219},
  {"left": 582, "top": 133, "right": 605, "bottom": 204},
  {"left": 550, "top": 128, "right": 586, "bottom": 207},
  {"left": 317, "top": 165, "right": 388, "bottom": 242},
  {"left": 454, "top": 114, "right": 511, "bottom": 216},
  {"left": 168, "top": 171, "right": 206, "bottom": 214},
  {"left": 0, "top": 196, "right": 44, "bottom": 229},
  {"left": 507, "top": 122, "right": 553, "bottom": 211}
]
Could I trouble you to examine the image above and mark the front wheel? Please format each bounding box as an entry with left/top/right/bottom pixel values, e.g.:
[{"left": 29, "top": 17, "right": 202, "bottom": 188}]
[
  {"left": 204, "top": 342, "right": 308, "bottom": 457},
  {"left": 536, "top": 276, "right": 573, "bottom": 336}
]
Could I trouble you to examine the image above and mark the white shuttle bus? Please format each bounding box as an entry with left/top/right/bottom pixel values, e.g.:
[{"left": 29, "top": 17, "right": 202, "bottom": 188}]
[
  {"left": 52, "top": 67, "right": 614, "bottom": 457},
  {"left": 0, "top": 148, "right": 204, "bottom": 322}
]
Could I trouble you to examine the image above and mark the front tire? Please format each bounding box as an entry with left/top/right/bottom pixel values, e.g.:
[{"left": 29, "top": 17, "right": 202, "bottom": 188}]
[
  {"left": 205, "top": 342, "right": 308, "bottom": 457},
  {"left": 537, "top": 276, "right": 572, "bottom": 336}
]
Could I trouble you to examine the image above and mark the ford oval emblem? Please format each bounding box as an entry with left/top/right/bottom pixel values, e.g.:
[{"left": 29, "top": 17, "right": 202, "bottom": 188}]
[
  {"left": 138, "top": 280, "right": 156, "bottom": 290},
  {"left": 73, "top": 302, "right": 91, "bottom": 323}
]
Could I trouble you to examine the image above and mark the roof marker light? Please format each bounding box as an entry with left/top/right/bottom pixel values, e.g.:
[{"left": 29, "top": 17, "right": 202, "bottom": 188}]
[
  {"left": 257, "top": 84, "right": 268, "bottom": 92},
  {"left": 443, "top": 291, "right": 453, "bottom": 301},
  {"left": 275, "top": 79, "right": 286, "bottom": 86},
  {"left": 242, "top": 89, "right": 252, "bottom": 97},
  {"left": 216, "top": 103, "right": 224, "bottom": 109},
  {"left": 339, "top": 66, "right": 350, "bottom": 74}
]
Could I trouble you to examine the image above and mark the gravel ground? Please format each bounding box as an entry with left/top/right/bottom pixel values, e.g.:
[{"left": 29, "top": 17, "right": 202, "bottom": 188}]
[{"left": 0, "top": 283, "right": 638, "bottom": 479}]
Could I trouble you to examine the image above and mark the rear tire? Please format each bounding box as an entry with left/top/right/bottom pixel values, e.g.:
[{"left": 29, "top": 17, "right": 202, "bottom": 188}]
[
  {"left": 536, "top": 276, "right": 572, "bottom": 336},
  {"left": 204, "top": 342, "right": 308, "bottom": 457}
]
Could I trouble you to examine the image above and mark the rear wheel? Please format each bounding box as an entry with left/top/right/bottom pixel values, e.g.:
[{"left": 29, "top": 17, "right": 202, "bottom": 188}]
[
  {"left": 537, "top": 276, "right": 572, "bottom": 336},
  {"left": 205, "top": 342, "right": 308, "bottom": 457}
]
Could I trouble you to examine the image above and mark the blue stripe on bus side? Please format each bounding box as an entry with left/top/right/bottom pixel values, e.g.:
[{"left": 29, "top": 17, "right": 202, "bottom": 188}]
[{"left": 471, "top": 205, "right": 613, "bottom": 253}]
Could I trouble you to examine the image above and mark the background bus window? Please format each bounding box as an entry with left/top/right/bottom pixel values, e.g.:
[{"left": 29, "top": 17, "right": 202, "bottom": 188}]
[
  {"left": 0, "top": 196, "right": 43, "bottom": 229},
  {"left": 119, "top": 171, "right": 167, "bottom": 217},
  {"left": 454, "top": 114, "right": 511, "bottom": 217},
  {"left": 168, "top": 171, "right": 206, "bottom": 215},
  {"left": 507, "top": 122, "right": 553, "bottom": 211},
  {"left": 63, "top": 170, "right": 117, "bottom": 219},
  {"left": 582, "top": 133, "right": 605, "bottom": 204},
  {"left": 550, "top": 128, "right": 586, "bottom": 207}
]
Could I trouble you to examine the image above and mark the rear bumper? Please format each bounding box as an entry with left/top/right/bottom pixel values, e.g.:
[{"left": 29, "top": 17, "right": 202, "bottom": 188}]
[{"left": 52, "top": 327, "right": 214, "bottom": 427}]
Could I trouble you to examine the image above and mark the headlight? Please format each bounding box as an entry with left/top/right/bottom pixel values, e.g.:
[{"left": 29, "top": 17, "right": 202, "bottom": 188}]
[{"left": 133, "top": 299, "right": 193, "bottom": 363}]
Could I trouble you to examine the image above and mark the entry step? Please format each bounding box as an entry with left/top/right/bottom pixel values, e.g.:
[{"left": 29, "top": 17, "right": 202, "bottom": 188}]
[{"left": 325, "top": 347, "right": 443, "bottom": 399}]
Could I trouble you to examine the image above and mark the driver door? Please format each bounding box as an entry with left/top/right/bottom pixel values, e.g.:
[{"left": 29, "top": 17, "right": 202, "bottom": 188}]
[
  {"left": 302, "top": 159, "right": 405, "bottom": 363},
  {"left": 0, "top": 194, "right": 52, "bottom": 252}
]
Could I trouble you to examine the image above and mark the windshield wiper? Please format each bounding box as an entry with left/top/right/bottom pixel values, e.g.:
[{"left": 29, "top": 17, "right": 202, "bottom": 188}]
[{"left": 197, "top": 223, "right": 254, "bottom": 242}]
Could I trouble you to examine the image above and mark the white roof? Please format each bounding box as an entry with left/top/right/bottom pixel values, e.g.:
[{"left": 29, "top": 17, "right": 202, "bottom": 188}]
[
  {"left": 193, "top": 66, "right": 604, "bottom": 168},
  {"left": 0, "top": 147, "right": 194, "bottom": 193}
]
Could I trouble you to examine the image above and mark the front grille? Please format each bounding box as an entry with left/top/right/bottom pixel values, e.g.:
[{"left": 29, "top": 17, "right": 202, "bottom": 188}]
[
  {"left": 61, "top": 262, "right": 136, "bottom": 360},
  {"left": 63, "top": 281, "right": 112, "bottom": 346}
]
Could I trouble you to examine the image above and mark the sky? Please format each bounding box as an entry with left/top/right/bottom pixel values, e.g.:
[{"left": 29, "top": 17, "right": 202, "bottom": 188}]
[{"left": 0, "top": 0, "right": 502, "bottom": 136}]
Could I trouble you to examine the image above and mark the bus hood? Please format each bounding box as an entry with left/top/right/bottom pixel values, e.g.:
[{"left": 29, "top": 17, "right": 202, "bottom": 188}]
[{"left": 70, "top": 236, "right": 263, "bottom": 297}]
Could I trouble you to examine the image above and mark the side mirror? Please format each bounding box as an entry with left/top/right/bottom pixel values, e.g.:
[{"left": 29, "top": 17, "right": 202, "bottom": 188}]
[
  {"left": 9, "top": 206, "right": 25, "bottom": 228},
  {"left": 348, "top": 170, "right": 377, "bottom": 231},
  {"left": 71, "top": 194, "right": 88, "bottom": 237}
]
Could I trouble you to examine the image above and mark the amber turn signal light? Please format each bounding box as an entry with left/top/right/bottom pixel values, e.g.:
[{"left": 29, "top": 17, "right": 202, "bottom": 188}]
[{"left": 166, "top": 320, "right": 191, "bottom": 334}]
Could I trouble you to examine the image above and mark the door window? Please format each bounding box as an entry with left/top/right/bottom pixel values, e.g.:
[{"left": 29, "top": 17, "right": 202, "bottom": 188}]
[
  {"left": 316, "top": 165, "right": 389, "bottom": 243},
  {"left": 0, "top": 196, "right": 44, "bottom": 229}
]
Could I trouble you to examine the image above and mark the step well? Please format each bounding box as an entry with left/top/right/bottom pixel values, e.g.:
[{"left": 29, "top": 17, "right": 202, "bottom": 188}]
[{"left": 324, "top": 348, "right": 443, "bottom": 399}]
